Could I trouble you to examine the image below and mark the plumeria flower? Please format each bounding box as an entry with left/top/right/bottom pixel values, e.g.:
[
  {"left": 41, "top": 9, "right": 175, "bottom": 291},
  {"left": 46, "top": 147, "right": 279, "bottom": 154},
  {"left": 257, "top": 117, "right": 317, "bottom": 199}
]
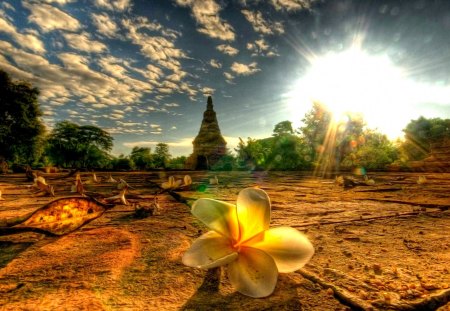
[
  {"left": 417, "top": 175, "right": 427, "bottom": 185},
  {"left": 209, "top": 175, "right": 219, "bottom": 185},
  {"left": 151, "top": 196, "right": 160, "bottom": 215},
  {"left": 105, "top": 188, "right": 129, "bottom": 205},
  {"left": 182, "top": 175, "right": 192, "bottom": 187},
  {"left": 33, "top": 176, "right": 55, "bottom": 197},
  {"left": 182, "top": 187, "right": 314, "bottom": 298},
  {"left": 161, "top": 176, "right": 182, "bottom": 190},
  {"left": 106, "top": 174, "right": 117, "bottom": 183},
  {"left": 364, "top": 175, "right": 375, "bottom": 186},
  {"left": 85, "top": 172, "right": 100, "bottom": 184},
  {"left": 71, "top": 173, "right": 85, "bottom": 196}
]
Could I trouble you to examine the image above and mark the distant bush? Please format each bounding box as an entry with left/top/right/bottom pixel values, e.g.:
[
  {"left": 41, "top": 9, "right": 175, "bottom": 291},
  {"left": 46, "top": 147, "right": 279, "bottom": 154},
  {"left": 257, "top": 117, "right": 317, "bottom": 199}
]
[
  {"left": 111, "top": 157, "right": 135, "bottom": 171},
  {"left": 211, "top": 155, "right": 235, "bottom": 171}
]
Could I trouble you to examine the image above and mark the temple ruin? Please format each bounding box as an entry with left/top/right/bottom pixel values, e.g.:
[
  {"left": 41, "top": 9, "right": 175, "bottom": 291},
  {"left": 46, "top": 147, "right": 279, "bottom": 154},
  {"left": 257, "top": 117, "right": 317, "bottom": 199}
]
[{"left": 186, "top": 96, "right": 227, "bottom": 170}]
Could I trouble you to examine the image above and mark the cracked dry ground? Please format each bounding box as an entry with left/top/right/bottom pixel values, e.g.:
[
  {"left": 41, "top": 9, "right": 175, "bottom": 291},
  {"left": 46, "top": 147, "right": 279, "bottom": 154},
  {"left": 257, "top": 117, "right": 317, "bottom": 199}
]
[{"left": 0, "top": 171, "right": 449, "bottom": 310}]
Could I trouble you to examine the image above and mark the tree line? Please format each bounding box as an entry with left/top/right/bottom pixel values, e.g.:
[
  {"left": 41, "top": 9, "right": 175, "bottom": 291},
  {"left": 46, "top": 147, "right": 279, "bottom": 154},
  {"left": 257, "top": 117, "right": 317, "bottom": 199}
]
[{"left": 1, "top": 69, "right": 449, "bottom": 172}]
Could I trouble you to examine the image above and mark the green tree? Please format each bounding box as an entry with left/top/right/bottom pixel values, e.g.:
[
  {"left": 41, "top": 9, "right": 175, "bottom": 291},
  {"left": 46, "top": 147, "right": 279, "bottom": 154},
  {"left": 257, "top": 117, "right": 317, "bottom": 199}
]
[
  {"left": 45, "top": 121, "right": 113, "bottom": 168},
  {"left": 298, "top": 102, "right": 333, "bottom": 166},
  {"left": 342, "top": 129, "right": 398, "bottom": 170},
  {"left": 153, "top": 143, "right": 171, "bottom": 169},
  {"left": 272, "top": 120, "right": 294, "bottom": 136},
  {"left": 265, "top": 121, "right": 309, "bottom": 170},
  {"left": 130, "top": 146, "right": 153, "bottom": 170},
  {"left": 111, "top": 155, "right": 135, "bottom": 170},
  {"left": 235, "top": 121, "right": 310, "bottom": 171},
  {"left": 211, "top": 154, "right": 235, "bottom": 171},
  {"left": 298, "top": 103, "right": 364, "bottom": 172},
  {"left": 0, "top": 70, "right": 45, "bottom": 165},
  {"left": 235, "top": 137, "right": 269, "bottom": 170},
  {"left": 401, "top": 116, "right": 450, "bottom": 160},
  {"left": 168, "top": 156, "right": 187, "bottom": 169}
]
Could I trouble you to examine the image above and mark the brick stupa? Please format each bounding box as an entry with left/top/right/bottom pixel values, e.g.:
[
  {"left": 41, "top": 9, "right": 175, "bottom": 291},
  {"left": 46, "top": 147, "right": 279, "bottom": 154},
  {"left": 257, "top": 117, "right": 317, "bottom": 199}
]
[{"left": 186, "top": 96, "right": 227, "bottom": 170}]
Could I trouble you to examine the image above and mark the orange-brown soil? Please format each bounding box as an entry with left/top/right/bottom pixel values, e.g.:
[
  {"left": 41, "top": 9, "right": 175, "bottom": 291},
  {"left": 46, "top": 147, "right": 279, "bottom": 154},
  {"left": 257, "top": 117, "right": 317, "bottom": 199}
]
[{"left": 0, "top": 171, "right": 449, "bottom": 310}]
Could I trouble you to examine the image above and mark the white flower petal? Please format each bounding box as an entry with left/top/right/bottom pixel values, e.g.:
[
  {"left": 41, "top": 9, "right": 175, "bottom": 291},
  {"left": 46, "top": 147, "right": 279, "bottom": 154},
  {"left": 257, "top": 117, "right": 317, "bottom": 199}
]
[
  {"left": 236, "top": 188, "right": 271, "bottom": 242},
  {"left": 246, "top": 227, "right": 314, "bottom": 273},
  {"left": 191, "top": 198, "right": 239, "bottom": 241},
  {"left": 182, "top": 231, "right": 238, "bottom": 269},
  {"left": 227, "top": 247, "right": 278, "bottom": 298},
  {"left": 184, "top": 175, "right": 192, "bottom": 186}
]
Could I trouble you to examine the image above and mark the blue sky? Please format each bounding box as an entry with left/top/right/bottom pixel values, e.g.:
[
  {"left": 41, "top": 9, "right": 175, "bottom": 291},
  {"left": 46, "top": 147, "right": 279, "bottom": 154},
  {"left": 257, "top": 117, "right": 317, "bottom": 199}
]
[{"left": 1, "top": 0, "right": 450, "bottom": 156}]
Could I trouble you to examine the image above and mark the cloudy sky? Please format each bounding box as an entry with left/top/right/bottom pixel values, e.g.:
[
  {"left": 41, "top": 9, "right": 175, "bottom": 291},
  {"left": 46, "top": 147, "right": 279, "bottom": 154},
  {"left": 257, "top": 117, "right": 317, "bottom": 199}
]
[{"left": 1, "top": 0, "right": 450, "bottom": 156}]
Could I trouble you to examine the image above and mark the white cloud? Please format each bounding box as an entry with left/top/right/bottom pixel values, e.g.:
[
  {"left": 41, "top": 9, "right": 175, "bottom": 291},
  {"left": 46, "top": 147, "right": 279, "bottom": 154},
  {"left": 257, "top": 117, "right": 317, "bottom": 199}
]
[
  {"left": 109, "top": 113, "right": 125, "bottom": 120},
  {"left": 223, "top": 71, "right": 234, "bottom": 83},
  {"left": 0, "top": 14, "right": 46, "bottom": 53},
  {"left": 94, "top": 0, "right": 131, "bottom": 11},
  {"left": 122, "top": 17, "right": 186, "bottom": 76},
  {"left": 98, "top": 56, "right": 127, "bottom": 78},
  {"left": 175, "top": 0, "right": 235, "bottom": 41},
  {"left": 23, "top": 2, "right": 80, "bottom": 32},
  {"left": 63, "top": 32, "right": 107, "bottom": 53},
  {"left": 0, "top": 39, "right": 157, "bottom": 120},
  {"left": 117, "top": 121, "right": 140, "bottom": 127},
  {"left": 42, "top": 0, "right": 76, "bottom": 3},
  {"left": 91, "top": 13, "right": 118, "bottom": 38},
  {"left": 230, "top": 62, "right": 261, "bottom": 75},
  {"left": 2, "top": 2, "right": 15, "bottom": 11},
  {"left": 123, "top": 137, "right": 193, "bottom": 156},
  {"left": 92, "top": 103, "right": 108, "bottom": 108},
  {"left": 112, "top": 109, "right": 125, "bottom": 115},
  {"left": 216, "top": 44, "right": 239, "bottom": 56},
  {"left": 201, "top": 86, "right": 215, "bottom": 95},
  {"left": 270, "top": 0, "right": 315, "bottom": 11},
  {"left": 241, "top": 10, "right": 284, "bottom": 35},
  {"left": 210, "top": 59, "right": 222, "bottom": 68},
  {"left": 43, "top": 109, "right": 55, "bottom": 116},
  {"left": 247, "top": 38, "right": 279, "bottom": 57},
  {"left": 167, "top": 71, "right": 187, "bottom": 82},
  {"left": 131, "top": 63, "right": 164, "bottom": 82},
  {"left": 165, "top": 103, "right": 180, "bottom": 107}
]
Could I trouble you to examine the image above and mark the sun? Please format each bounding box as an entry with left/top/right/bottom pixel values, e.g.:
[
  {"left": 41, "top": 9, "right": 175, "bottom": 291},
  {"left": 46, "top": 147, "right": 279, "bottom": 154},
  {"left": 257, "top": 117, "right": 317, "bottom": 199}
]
[{"left": 287, "top": 47, "right": 433, "bottom": 139}]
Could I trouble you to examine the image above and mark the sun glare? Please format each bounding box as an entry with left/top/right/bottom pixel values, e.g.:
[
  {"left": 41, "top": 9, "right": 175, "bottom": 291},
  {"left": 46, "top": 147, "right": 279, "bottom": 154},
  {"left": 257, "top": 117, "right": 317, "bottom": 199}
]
[{"left": 287, "top": 48, "right": 450, "bottom": 139}]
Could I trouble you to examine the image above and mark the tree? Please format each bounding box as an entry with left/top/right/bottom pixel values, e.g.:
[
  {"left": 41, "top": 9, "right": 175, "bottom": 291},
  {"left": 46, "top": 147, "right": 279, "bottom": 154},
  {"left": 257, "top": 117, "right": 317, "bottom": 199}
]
[
  {"left": 298, "top": 102, "right": 364, "bottom": 172},
  {"left": 298, "top": 102, "right": 333, "bottom": 166},
  {"left": 153, "top": 143, "right": 171, "bottom": 169},
  {"left": 235, "top": 137, "right": 269, "bottom": 170},
  {"left": 168, "top": 156, "right": 187, "bottom": 169},
  {"left": 401, "top": 116, "right": 450, "bottom": 160},
  {"left": 272, "top": 120, "right": 294, "bottom": 136},
  {"left": 130, "top": 147, "right": 153, "bottom": 170},
  {"left": 45, "top": 121, "right": 113, "bottom": 168},
  {"left": 265, "top": 121, "right": 309, "bottom": 170},
  {"left": 341, "top": 129, "right": 398, "bottom": 170},
  {"left": 235, "top": 121, "right": 310, "bottom": 171},
  {"left": 111, "top": 155, "right": 135, "bottom": 171},
  {"left": 0, "top": 70, "right": 45, "bottom": 165}
]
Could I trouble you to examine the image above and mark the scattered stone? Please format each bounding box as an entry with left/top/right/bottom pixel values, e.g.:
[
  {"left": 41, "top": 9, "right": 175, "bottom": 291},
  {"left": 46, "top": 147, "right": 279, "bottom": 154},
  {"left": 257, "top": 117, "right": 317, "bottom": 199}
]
[
  {"left": 342, "top": 250, "right": 352, "bottom": 257},
  {"left": 373, "top": 264, "right": 383, "bottom": 275}
]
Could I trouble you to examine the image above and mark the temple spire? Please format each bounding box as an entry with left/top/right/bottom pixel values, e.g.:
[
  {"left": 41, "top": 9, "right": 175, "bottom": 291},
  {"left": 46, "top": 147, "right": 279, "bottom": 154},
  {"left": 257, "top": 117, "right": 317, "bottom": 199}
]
[
  {"left": 186, "top": 96, "right": 227, "bottom": 170},
  {"left": 207, "top": 96, "right": 213, "bottom": 110}
]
